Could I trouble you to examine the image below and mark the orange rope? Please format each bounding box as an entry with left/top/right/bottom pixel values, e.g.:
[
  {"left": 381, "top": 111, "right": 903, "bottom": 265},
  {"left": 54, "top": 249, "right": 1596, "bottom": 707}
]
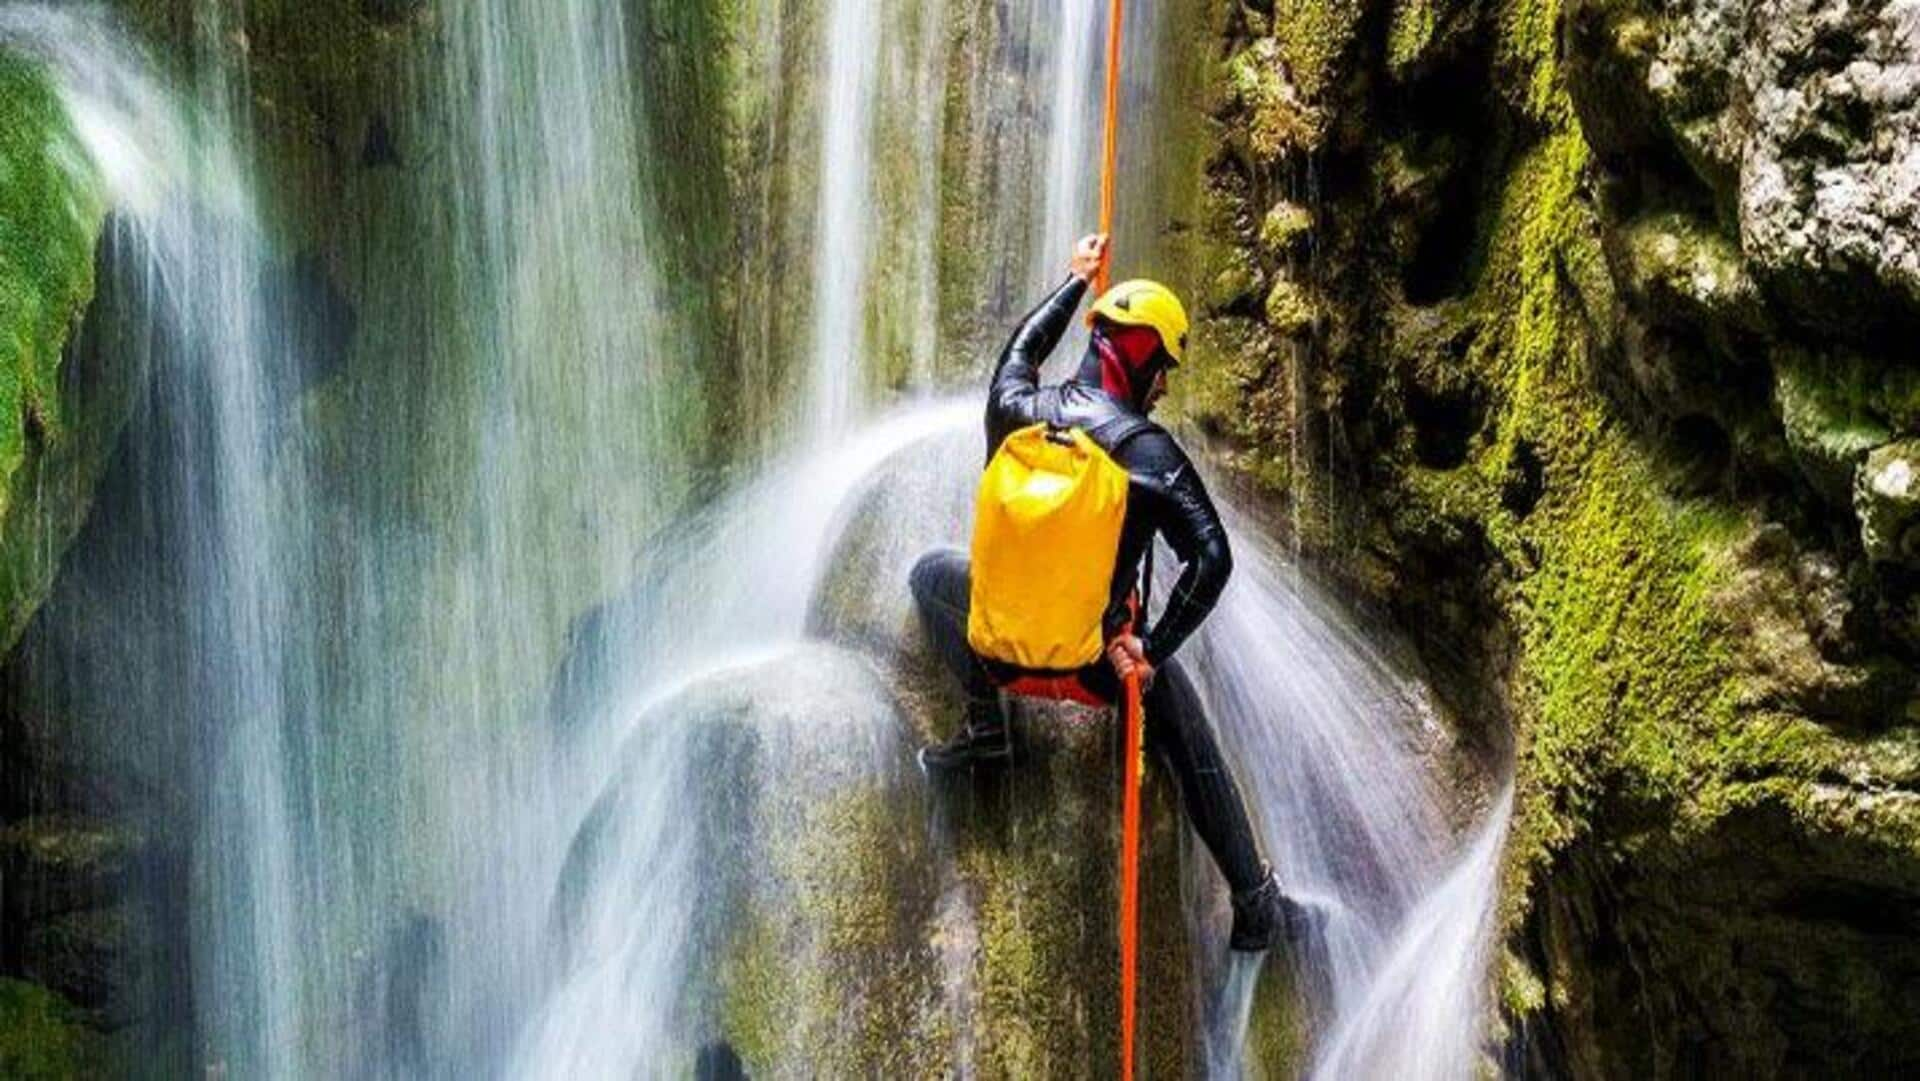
[
  {"left": 1095, "top": 0, "right": 1125, "bottom": 297},
  {"left": 1120, "top": 668, "right": 1145, "bottom": 1081},
  {"left": 1099, "top": 4, "right": 1139, "bottom": 1078}
]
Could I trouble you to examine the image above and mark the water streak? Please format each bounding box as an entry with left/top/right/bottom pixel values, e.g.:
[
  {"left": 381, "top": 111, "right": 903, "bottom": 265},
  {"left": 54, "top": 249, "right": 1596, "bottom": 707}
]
[{"left": 807, "top": 0, "right": 884, "bottom": 437}]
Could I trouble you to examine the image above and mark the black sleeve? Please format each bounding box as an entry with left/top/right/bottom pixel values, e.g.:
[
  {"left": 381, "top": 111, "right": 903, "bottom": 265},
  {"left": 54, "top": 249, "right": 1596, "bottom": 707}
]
[
  {"left": 985, "top": 276, "right": 1087, "bottom": 451},
  {"left": 1133, "top": 432, "right": 1233, "bottom": 667}
]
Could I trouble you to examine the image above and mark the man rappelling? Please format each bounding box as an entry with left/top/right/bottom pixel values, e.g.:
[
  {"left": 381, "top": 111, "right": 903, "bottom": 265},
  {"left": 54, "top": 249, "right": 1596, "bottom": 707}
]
[{"left": 910, "top": 233, "right": 1312, "bottom": 953}]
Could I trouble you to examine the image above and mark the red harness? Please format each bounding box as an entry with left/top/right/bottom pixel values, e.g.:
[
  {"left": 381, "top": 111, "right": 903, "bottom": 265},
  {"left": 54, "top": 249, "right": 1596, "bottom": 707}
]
[
  {"left": 1000, "top": 672, "right": 1110, "bottom": 708},
  {"left": 993, "top": 595, "right": 1141, "bottom": 710}
]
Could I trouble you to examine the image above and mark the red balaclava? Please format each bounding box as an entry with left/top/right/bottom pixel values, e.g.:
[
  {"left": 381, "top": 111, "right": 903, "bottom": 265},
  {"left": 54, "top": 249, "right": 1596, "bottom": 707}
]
[{"left": 1084, "top": 322, "right": 1169, "bottom": 413}]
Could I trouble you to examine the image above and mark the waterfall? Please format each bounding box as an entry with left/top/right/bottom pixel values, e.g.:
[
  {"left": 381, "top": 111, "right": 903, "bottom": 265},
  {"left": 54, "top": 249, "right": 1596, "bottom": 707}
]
[
  {"left": 1312, "top": 791, "right": 1513, "bottom": 1078},
  {"left": 4, "top": 0, "right": 707, "bottom": 1073},
  {"left": 0, "top": 7, "right": 314, "bottom": 1074}
]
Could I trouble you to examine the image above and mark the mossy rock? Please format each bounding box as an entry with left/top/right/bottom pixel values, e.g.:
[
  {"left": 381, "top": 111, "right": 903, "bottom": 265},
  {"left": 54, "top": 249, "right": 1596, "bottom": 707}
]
[
  {"left": 548, "top": 638, "right": 1271, "bottom": 1076},
  {"left": 1208, "top": 248, "right": 1266, "bottom": 314},
  {"left": 0, "top": 816, "right": 139, "bottom": 926},
  {"left": 1774, "top": 353, "right": 1893, "bottom": 506},
  {"left": 1224, "top": 39, "right": 1323, "bottom": 161},
  {"left": 1258, "top": 200, "right": 1313, "bottom": 258},
  {"left": 1856, "top": 440, "right": 1920, "bottom": 567},
  {"left": 0, "top": 49, "right": 133, "bottom": 652},
  {"left": 1188, "top": 0, "right": 1920, "bottom": 1066},
  {"left": 0, "top": 980, "right": 100, "bottom": 1080},
  {"left": 0, "top": 51, "right": 100, "bottom": 445},
  {"left": 1264, "top": 278, "right": 1319, "bottom": 337},
  {"left": 1614, "top": 212, "right": 1765, "bottom": 338}
]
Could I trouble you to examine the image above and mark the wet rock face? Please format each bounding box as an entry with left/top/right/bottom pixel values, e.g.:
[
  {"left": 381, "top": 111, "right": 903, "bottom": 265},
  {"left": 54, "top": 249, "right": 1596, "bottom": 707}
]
[{"left": 544, "top": 640, "right": 1237, "bottom": 1077}]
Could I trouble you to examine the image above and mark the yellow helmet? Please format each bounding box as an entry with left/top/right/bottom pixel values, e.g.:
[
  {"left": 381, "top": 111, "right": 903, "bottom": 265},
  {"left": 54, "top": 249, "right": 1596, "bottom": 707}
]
[{"left": 1087, "top": 279, "right": 1190, "bottom": 362}]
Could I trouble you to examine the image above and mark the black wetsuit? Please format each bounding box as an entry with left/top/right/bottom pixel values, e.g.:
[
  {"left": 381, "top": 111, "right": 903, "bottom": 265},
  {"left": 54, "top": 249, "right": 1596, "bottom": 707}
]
[{"left": 910, "top": 275, "right": 1266, "bottom": 894}]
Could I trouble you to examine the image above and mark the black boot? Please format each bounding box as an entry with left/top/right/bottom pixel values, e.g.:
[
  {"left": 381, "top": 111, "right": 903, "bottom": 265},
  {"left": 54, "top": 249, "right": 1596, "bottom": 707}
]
[
  {"left": 918, "top": 700, "right": 1012, "bottom": 772},
  {"left": 1229, "top": 867, "right": 1315, "bottom": 953}
]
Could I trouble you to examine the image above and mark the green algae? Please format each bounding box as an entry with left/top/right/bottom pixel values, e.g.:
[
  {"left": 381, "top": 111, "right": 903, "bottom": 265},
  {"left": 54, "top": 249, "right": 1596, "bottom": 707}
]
[
  {"left": 1269, "top": 0, "right": 1364, "bottom": 103},
  {"left": 0, "top": 53, "right": 102, "bottom": 512},
  {"left": 716, "top": 775, "right": 949, "bottom": 1076},
  {"left": 0, "top": 981, "right": 99, "bottom": 1081},
  {"left": 0, "top": 51, "right": 131, "bottom": 653}
]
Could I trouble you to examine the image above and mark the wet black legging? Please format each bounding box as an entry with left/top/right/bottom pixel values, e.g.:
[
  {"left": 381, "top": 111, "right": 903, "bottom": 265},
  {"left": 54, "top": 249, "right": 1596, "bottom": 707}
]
[{"left": 909, "top": 547, "right": 1267, "bottom": 893}]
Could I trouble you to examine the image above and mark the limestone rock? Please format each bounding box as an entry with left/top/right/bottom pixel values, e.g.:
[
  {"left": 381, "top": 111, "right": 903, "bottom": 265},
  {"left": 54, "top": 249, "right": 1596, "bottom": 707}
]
[
  {"left": 1616, "top": 213, "right": 1768, "bottom": 335},
  {"left": 0, "top": 817, "right": 137, "bottom": 927},
  {"left": 545, "top": 642, "right": 1231, "bottom": 1077},
  {"left": 1653, "top": 0, "right": 1920, "bottom": 330},
  {"left": 1856, "top": 439, "right": 1920, "bottom": 564}
]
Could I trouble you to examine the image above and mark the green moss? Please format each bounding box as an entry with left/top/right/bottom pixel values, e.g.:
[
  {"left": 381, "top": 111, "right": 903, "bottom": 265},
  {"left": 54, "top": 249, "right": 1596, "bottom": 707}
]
[
  {"left": 1418, "top": 126, "right": 1798, "bottom": 911},
  {"left": 935, "top": 1, "right": 996, "bottom": 360},
  {"left": 1207, "top": 247, "right": 1263, "bottom": 311},
  {"left": 1774, "top": 346, "right": 1920, "bottom": 502},
  {"left": 1269, "top": 0, "right": 1365, "bottom": 102},
  {"left": 1392, "top": 35, "right": 1857, "bottom": 923},
  {"left": 0, "top": 980, "right": 100, "bottom": 1080},
  {"left": 0, "top": 50, "right": 134, "bottom": 652},
  {"left": 1499, "top": 947, "right": 1546, "bottom": 1017},
  {"left": 0, "top": 53, "right": 102, "bottom": 514},
  {"left": 943, "top": 723, "right": 1197, "bottom": 1078},
  {"left": 1259, "top": 199, "right": 1314, "bottom": 255},
  {"left": 1496, "top": 0, "right": 1570, "bottom": 124},
  {"left": 717, "top": 777, "right": 948, "bottom": 1077},
  {"left": 1226, "top": 39, "right": 1322, "bottom": 160},
  {"left": 1387, "top": 0, "right": 1439, "bottom": 74},
  {"left": 1190, "top": 0, "right": 1920, "bottom": 1063},
  {"left": 1264, "top": 277, "right": 1319, "bottom": 335},
  {"left": 717, "top": 916, "right": 785, "bottom": 1070},
  {"left": 1242, "top": 956, "right": 1310, "bottom": 1072}
]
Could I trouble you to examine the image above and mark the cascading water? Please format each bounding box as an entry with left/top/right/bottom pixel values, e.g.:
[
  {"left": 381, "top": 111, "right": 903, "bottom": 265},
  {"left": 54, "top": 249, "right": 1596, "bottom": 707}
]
[
  {"left": 1035, "top": 0, "right": 1102, "bottom": 287},
  {"left": 1177, "top": 512, "right": 1514, "bottom": 1076},
  {"left": 806, "top": 0, "right": 883, "bottom": 439},
  {"left": 3, "top": 0, "right": 1516, "bottom": 1075},
  {"left": 0, "top": 7, "right": 314, "bottom": 1074}
]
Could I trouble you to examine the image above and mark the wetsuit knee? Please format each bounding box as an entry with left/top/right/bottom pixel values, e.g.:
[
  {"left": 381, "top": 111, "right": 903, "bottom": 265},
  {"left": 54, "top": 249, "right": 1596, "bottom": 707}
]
[{"left": 910, "top": 547, "right": 969, "bottom": 606}]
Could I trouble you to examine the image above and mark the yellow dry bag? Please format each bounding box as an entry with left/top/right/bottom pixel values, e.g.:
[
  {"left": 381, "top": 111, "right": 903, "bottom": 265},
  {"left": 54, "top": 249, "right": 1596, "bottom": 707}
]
[{"left": 967, "top": 424, "right": 1131, "bottom": 670}]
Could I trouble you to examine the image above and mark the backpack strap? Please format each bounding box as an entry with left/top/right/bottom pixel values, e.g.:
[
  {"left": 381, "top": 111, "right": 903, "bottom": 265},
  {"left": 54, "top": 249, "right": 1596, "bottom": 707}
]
[{"left": 1086, "top": 414, "right": 1159, "bottom": 455}]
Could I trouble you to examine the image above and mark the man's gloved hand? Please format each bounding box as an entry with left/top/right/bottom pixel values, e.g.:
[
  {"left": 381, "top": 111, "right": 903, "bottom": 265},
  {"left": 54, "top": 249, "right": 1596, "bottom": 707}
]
[
  {"left": 1070, "top": 233, "right": 1111, "bottom": 283},
  {"left": 1106, "top": 634, "right": 1155, "bottom": 690}
]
